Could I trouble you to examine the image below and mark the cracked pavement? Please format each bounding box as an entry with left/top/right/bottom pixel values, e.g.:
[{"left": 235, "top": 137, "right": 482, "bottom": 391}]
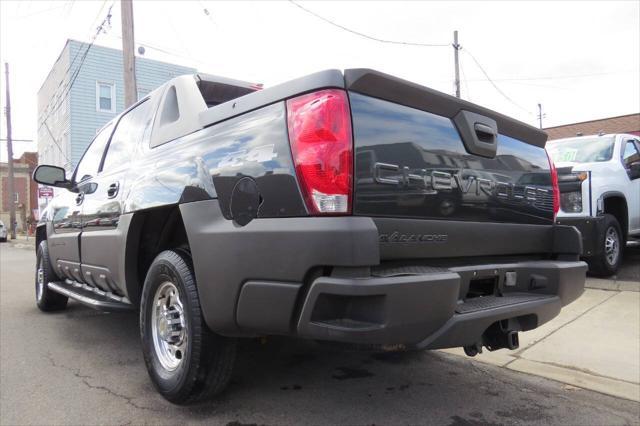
[{"left": 2, "top": 244, "right": 639, "bottom": 425}]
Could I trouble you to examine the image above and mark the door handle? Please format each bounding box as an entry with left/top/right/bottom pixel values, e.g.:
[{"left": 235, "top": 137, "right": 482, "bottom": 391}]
[
  {"left": 107, "top": 182, "right": 120, "bottom": 198},
  {"left": 75, "top": 192, "right": 84, "bottom": 205}
]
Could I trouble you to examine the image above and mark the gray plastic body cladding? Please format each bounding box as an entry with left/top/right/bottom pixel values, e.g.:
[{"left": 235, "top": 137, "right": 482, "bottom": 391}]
[
  {"left": 295, "top": 260, "right": 585, "bottom": 347},
  {"left": 236, "top": 281, "right": 303, "bottom": 333},
  {"left": 79, "top": 213, "right": 132, "bottom": 296},
  {"left": 374, "top": 218, "right": 582, "bottom": 260},
  {"left": 297, "top": 273, "right": 460, "bottom": 345},
  {"left": 179, "top": 199, "right": 379, "bottom": 335}
]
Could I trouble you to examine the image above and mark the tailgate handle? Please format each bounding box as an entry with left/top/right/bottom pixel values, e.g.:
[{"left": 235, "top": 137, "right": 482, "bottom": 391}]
[
  {"left": 474, "top": 123, "right": 496, "bottom": 142},
  {"left": 453, "top": 110, "right": 498, "bottom": 159}
]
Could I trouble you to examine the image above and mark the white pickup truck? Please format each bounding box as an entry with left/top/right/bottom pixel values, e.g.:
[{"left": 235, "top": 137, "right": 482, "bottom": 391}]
[{"left": 547, "top": 134, "right": 640, "bottom": 276}]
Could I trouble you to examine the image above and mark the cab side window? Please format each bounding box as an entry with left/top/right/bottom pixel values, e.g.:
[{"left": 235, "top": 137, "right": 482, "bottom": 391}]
[
  {"left": 102, "top": 100, "right": 152, "bottom": 172},
  {"left": 622, "top": 140, "right": 640, "bottom": 168},
  {"left": 74, "top": 123, "right": 114, "bottom": 182}
]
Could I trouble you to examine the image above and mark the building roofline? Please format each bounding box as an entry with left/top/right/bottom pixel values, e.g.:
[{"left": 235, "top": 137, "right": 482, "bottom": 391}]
[
  {"left": 38, "top": 38, "right": 197, "bottom": 95},
  {"left": 544, "top": 112, "right": 640, "bottom": 130},
  {"left": 37, "top": 39, "right": 73, "bottom": 95}
]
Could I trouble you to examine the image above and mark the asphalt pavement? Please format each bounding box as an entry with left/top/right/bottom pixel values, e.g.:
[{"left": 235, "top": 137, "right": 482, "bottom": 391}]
[{"left": 1, "top": 243, "right": 639, "bottom": 425}]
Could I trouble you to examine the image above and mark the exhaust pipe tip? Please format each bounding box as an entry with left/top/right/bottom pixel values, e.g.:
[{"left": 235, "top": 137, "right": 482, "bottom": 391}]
[{"left": 463, "top": 343, "right": 483, "bottom": 357}]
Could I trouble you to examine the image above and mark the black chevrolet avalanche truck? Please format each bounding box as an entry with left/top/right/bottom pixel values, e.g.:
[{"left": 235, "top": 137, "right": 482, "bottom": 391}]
[{"left": 33, "top": 70, "right": 586, "bottom": 404}]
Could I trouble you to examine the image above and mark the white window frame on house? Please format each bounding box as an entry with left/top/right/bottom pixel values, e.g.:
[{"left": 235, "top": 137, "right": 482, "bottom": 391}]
[
  {"left": 137, "top": 87, "right": 150, "bottom": 101},
  {"left": 96, "top": 81, "right": 116, "bottom": 113}
]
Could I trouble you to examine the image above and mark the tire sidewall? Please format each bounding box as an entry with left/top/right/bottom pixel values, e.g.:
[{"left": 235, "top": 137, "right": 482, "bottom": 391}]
[
  {"left": 140, "top": 252, "right": 198, "bottom": 398},
  {"left": 35, "top": 241, "right": 59, "bottom": 309},
  {"left": 594, "top": 215, "right": 624, "bottom": 275}
]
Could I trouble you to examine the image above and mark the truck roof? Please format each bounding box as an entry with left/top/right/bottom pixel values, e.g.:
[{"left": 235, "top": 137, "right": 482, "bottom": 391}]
[{"left": 548, "top": 133, "right": 637, "bottom": 143}]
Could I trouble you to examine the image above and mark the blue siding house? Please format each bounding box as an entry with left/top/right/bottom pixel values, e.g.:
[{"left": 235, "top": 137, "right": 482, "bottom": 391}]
[{"left": 38, "top": 39, "right": 196, "bottom": 170}]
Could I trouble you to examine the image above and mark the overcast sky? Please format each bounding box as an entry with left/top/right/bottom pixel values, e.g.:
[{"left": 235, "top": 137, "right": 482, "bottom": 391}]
[{"left": 1, "top": 0, "right": 639, "bottom": 160}]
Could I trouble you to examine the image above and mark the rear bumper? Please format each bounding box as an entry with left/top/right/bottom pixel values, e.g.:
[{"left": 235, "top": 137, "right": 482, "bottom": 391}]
[
  {"left": 180, "top": 199, "right": 587, "bottom": 347},
  {"left": 556, "top": 215, "right": 605, "bottom": 258},
  {"left": 243, "top": 260, "right": 586, "bottom": 348}
]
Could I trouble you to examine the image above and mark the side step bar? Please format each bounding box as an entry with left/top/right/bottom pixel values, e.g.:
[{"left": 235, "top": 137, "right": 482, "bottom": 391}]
[{"left": 47, "top": 280, "right": 134, "bottom": 312}]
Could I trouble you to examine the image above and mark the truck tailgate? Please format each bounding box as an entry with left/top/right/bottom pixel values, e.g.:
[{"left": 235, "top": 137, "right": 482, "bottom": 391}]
[
  {"left": 346, "top": 70, "right": 554, "bottom": 226},
  {"left": 344, "top": 69, "right": 559, "bottom": 260}
]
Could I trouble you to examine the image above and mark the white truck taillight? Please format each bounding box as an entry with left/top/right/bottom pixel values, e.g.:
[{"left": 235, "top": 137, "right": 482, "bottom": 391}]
[{"left": 286, "top": 89, "right": 353, "bottom": 215}]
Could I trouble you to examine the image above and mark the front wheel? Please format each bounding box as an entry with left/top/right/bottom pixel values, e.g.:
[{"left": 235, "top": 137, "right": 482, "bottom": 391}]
[
  {"left": 140, "top": 249, "right": 236, "bottom": 404},
  {"left": 35, "top": 241, "right": 68, "bottom": 311},
  {"left": 588, "top": 214, "right": 624, "bottom": 277}
]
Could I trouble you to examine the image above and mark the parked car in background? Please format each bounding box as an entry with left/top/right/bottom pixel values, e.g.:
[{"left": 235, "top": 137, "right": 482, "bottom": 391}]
[
  {"left": 32, "top": 70, "right": 586, "bottom": 404},
  {"left": 0, "top": 220, "right": 7, "bottom": 242},
  {"left": 547, "top": 134, "right": 640, "bottom": 276}
]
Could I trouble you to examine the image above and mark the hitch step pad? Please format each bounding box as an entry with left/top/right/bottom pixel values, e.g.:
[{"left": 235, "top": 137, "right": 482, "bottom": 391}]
[{"left": 456, "top": 293, "right": 554, "bottom": 314}]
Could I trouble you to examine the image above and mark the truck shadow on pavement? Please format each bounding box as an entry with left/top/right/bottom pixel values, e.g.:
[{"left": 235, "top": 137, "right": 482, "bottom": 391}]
[{"left": 42, "top": 303, "right": 639, "bottom": 426}]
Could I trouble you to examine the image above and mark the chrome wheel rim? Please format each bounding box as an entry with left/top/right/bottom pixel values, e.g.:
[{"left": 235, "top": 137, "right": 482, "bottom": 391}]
[
  {"left": 36, "top": 257, "right": 44, "bottom": 302},
  {"left": 604, "top": 226, "right": 620, "bottom": 266},
  {"left": 151, "top": 281, "right": 187, "bottom": 371}
]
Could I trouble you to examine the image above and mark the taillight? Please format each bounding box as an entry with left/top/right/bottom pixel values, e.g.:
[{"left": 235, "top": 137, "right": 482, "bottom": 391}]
[
  {"left": 286, "top": 89, "right": 353, "bottom": 215},
  {"left": 546, "top": 149, "right": 560, "bottom": 220}
]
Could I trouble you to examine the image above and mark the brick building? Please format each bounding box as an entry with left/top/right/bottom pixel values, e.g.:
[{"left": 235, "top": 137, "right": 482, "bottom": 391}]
[
  {"left": 0, "top": 152, "right": 38, "bottom": 233},
  {"left": 545, "top": 113, "right": 640, "bottom": 140}
]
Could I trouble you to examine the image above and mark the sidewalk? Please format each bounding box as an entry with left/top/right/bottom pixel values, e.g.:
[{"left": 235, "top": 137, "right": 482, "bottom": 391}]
[
  {"left": 2, "top": 234, "right": 35, "bottom": 250},
  {"left": 442, "top": 287, "right": 640, "bottom": 402}
]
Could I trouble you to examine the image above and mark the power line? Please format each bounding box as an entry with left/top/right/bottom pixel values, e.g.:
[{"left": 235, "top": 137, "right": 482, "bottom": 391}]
[
  {"left": 39, "top": 0, "right": 109, "bottom": 102},
  {"left": 38, "top": 3, "right": 113, "bottom": 132},
  {"left": 479, "top": 69, "right": 639, "bottom": 82},
  {"left": 462, "top": 49, "right": 533, "bottom": 115},
  {"left": 37, "top": 3, "right": 114, "bottom": 165},
  {"left": 42, "top": 120, "right": 71, "bottom": 167},
  {"left": 288, "top": 1, "right": 449, "bottom": 47}
]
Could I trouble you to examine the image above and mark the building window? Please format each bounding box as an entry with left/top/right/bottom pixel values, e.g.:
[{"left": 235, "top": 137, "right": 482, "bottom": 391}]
[
  {"left": 137, "top": 88, "right": 149, "bottom": 100},
  {"left": 96, "top": 82, "right": 115, "bottom": 113}
]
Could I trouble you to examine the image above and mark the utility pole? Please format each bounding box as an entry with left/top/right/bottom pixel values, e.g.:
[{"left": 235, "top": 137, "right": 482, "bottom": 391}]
[
  {"left": 121, "top": 0, "right": 137, "bottom": 107},
  {"left": 4, "top": 62, "right": 16, "bottom": 240},
  {"left": 537, "top": 103, "right": 544, "bottom": 129},
  {"left": 453, "top": 30, "right": 461, "bottom": 98}
]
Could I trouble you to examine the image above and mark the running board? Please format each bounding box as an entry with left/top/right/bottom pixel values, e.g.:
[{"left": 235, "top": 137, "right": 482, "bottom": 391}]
[{"left": 47, "top": 280, "right": 134, "bottom": 312}]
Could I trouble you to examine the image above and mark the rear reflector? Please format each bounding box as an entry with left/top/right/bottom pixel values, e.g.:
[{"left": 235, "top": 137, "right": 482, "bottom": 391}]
[
  {"left": 286, "top": 89, "right": 353, "bottom": 215},
  {"left": 546, "top": 149, "right": 560, "bottom": 219}
]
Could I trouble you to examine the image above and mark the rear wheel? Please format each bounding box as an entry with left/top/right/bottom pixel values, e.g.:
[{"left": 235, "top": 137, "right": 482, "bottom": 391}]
[
  {"left": 588, "top": 214, "right": 624, "bottom": 277},
  {"left": 35, "top": 241, "right": 68, "bottom": 311},
  {"left": 140, "top": 249, "right": 236, "bottom": 404}
]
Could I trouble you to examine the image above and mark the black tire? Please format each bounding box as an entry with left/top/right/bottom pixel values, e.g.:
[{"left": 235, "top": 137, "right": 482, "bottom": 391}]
[
  {"left": 588, "top": 214, "right": 624, "bottom": 277},
  {"left": 35, "top": 241, "right": 68, "bottom": 311},
  {"left": 140, "top": 249, "right": 236, "bottom": 404}
]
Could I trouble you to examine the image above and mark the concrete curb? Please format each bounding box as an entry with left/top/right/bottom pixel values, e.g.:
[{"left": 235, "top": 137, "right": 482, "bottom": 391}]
[
  {"left": 508, "top": 359, "right": 640, "bottom": 402},
  {"left": 586, "top": 277, "right": 640, "bottom": 292},
  {"left": 441, "top": 349, "right": 640, "bottom": 403}
]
